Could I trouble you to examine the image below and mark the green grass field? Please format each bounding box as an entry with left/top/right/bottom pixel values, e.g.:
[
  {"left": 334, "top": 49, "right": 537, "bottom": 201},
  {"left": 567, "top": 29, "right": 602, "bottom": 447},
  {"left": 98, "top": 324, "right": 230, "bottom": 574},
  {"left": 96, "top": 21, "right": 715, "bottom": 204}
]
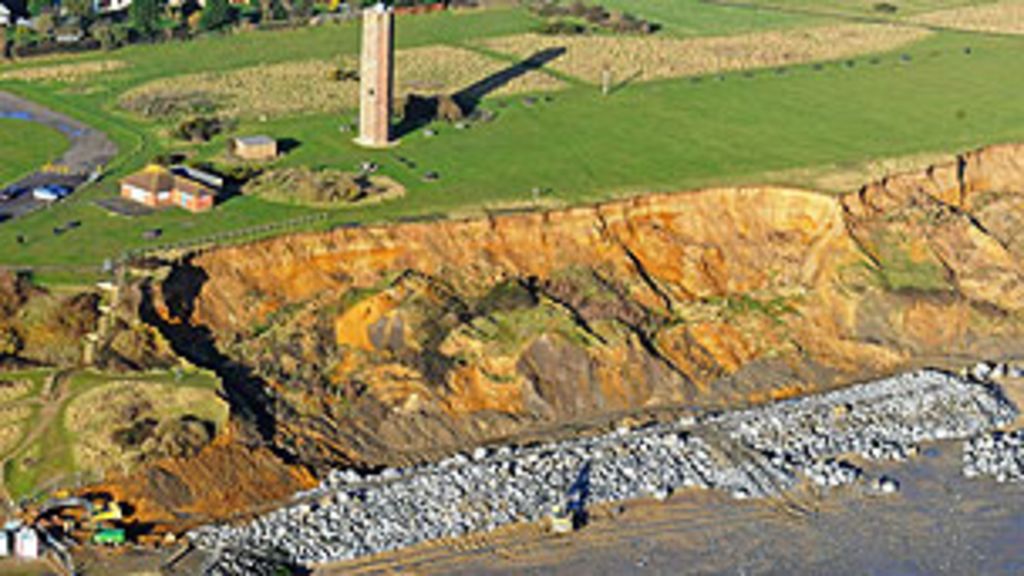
[
  {"left": 0, "top": 119, "right": 68, "bottom": 189},
  {"left": 599, "top": 0, "right": 832, "bottom": 36},
  {"left": 0, "top": 4, "right": 1022, "bottom": 281},
  {"left": 719, "top": 0, "right": 1004, "bottom": 18}
]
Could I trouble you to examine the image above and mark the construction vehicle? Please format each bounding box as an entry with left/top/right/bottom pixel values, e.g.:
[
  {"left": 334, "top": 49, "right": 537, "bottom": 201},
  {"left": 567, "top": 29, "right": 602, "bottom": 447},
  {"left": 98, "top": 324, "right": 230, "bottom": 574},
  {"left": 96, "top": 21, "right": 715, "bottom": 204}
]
[
  {"left": 546, "top": 461, "right": 592, "bottom": 535},
  {"left": 547, "top": 503, "right": 575, "bottom": 535},
  {"left": 27, "top": 493, "right": 128, "bottom": 548},
  {"left": 92, "top": 528, "right": 126, "bottom": 546},
  {"left": 91, "top": 501, "right": 123, "bottom": 524}
]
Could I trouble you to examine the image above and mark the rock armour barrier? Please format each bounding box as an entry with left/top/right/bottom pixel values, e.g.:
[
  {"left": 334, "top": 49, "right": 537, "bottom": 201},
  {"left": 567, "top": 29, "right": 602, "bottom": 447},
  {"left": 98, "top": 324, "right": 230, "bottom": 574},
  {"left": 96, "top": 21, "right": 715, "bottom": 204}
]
[
  {"left": 963, "top": 429, "right": 1024, "bottom": 483},
  {"left": 189, "top": 368, "right": 1017, "bottom": 573}
]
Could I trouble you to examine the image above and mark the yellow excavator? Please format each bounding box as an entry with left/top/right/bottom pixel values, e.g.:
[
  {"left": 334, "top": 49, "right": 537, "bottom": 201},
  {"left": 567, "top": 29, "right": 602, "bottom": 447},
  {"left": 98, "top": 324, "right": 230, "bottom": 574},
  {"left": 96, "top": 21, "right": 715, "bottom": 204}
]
[{"left": 31, "top": 493, "right": 126, "bottom": 546}]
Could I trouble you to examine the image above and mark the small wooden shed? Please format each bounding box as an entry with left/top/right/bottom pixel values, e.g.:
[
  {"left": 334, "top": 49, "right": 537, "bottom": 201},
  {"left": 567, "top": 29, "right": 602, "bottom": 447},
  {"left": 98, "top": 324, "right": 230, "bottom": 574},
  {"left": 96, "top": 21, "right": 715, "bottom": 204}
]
[{"left": 231, "top": 135, "right": 278, "bottom": 161}]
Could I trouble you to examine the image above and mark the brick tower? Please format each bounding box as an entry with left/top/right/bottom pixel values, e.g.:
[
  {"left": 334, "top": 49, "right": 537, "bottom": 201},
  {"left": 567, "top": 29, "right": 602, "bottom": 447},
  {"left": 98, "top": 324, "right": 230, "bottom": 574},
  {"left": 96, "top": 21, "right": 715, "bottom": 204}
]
[{"left": 356, "top": 3, "right": 394, "bottom": 148}]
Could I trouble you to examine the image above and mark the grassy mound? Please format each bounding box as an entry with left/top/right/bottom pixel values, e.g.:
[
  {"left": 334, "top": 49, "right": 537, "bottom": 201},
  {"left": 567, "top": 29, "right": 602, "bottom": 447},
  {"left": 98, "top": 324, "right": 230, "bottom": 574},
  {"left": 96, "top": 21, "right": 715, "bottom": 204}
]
[{"left": 243, "top": 167, "right": 405, "bottom": 207}]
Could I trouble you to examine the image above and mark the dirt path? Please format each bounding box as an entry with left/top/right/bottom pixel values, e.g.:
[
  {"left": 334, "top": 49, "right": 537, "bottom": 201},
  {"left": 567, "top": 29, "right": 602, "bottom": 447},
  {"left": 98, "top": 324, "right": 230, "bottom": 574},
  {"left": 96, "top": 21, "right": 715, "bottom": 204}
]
[
  {"left": 0, "top": 90, "right": 117, "bottom": 222},
  {"left": 0, "top": 370, "right": 71, "bottom": 513}
]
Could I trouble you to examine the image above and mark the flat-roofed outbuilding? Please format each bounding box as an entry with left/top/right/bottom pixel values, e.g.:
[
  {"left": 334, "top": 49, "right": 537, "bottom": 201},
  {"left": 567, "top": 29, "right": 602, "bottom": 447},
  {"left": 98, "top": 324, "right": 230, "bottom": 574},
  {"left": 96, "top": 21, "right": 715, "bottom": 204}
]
[{"left": 231, "top": 135, "right": 278, "bottom": 161}]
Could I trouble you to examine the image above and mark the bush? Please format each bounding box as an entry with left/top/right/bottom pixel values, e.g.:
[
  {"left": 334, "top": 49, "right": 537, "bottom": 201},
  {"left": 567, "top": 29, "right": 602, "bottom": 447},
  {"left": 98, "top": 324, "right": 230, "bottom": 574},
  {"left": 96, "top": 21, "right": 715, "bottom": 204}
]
[
  {"left": 12, "top": 26, "right": 35, "bottom": 50},
  {"left": 436, "top": 94, "right": 464, "bottom": 122},
  {"left": 156, "top": 415, "right": 214, "bottom": 458},
  {"left": 397, "top": 93, "right": 464, "bottom": 123},
  {"left": 121, "top": 90, "right": 219, "bottom": 118},
  {"left": 150, "top": 152, "right": 187, "bottom": 166},
  {"left": 173, "top": 116, "right": 224, "bottom": 142},
  {"left": 130, "top": 0, "right": 160, "bottom": 37},
  {"left": 290, "top": 0, "right": 314, "bottom": 21},
  {"left": 91, "top": 22, "right": 131, "bottom": 50},
  {"left": 34, "top": 13, "right": 57, "bottom": 40},
  {"left": 0, "top": 272, "right": 31, "bottom": 319},
  {"left": 91, "top": 23, "right": 114, "bottom": 50},
  {"left": 200, "top": 0, "right": 234, "bottom": 31},
  {"left": 57, "top": 293, "right": 101, "bottom": 336},
  {"left": 538, "top": 19, "right": 587, "bottom": 35},
  {"left": 873, "top": 2, "right": 899, "bottom": 13},
  {"left": 211, "top": 162, "right": 264, "bottom": 184},
  {"left": 326, "top": 66, "right": 358, "bottom": 82},
  {"left": 28, "top": 0, "right": 49, "bottom": 17},
  {"left": 0, "top": 326, "right": 23, "bottom": 358},
  {"left": 111, "top": 417, "right": 159, "bottom": 449},
  {"left": 582, "top": 4, "right": 608, "bottom": 24},
  {"left": 527, "top": 0, "right": 657, "bottom": 35},
  {"left": 566, "top": 0, "right": 587, "bottom": 17}
]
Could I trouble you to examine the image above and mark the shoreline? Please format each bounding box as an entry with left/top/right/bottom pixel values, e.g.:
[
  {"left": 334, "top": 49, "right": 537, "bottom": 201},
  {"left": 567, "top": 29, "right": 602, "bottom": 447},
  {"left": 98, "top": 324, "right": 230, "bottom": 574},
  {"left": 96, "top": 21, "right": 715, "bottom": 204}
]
[{"left": 188, "top": 365, "right": 1020, "bottom": 574}]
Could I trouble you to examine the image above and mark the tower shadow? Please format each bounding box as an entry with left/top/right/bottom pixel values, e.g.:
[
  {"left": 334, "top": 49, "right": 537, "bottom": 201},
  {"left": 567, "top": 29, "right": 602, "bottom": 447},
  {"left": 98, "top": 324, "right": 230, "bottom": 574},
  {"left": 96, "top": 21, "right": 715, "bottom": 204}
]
[
  {"left": 392, "top": 47, "right": 566, "bottom": 139},
  {"left": 453, "top": 47, "right": 567, "bottom": 114}
]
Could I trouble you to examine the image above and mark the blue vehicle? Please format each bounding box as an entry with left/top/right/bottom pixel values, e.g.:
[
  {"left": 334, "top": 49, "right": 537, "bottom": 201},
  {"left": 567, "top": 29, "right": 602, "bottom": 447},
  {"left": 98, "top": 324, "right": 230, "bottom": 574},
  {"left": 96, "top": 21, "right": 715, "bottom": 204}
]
[{"left": 32, "top": 185, "right": 71, "bottom": 202}]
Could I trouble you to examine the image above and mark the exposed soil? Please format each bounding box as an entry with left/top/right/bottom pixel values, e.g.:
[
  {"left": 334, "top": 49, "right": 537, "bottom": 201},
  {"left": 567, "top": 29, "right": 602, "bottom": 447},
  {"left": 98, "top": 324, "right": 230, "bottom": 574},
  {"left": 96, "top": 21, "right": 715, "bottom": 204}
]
[{"left": 88, "top": 142, "right": 1024, "bottom": 530}]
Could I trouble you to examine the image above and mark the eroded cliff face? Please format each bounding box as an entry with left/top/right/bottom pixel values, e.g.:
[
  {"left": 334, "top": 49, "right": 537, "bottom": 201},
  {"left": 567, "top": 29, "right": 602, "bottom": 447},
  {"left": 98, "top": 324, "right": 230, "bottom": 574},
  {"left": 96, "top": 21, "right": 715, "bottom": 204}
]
[{"left": 150, "top": 144, "right": 1024, "bottom": 474}]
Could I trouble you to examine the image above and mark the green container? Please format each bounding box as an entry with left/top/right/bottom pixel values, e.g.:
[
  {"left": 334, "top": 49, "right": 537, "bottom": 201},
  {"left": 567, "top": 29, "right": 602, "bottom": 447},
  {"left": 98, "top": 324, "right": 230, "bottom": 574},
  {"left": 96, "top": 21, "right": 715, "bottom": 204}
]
[{"left": 92, "top": 528, "right": 126, "bottom": 545}]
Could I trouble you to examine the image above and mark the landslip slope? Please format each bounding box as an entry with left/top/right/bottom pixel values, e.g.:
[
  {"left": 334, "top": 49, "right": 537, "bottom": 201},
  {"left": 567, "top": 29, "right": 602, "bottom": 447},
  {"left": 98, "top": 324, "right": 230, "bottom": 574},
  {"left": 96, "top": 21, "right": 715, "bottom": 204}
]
[{"left": 126, "top": 143, "right": 1024, "bottom": 522}]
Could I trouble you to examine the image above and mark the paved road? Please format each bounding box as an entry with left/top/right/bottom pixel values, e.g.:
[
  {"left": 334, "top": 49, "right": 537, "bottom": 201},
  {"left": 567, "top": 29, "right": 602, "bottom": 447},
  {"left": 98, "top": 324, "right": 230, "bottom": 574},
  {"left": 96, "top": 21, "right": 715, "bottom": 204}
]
[{"left": 0, "top": 91, "right": 117, "bottom": 222}]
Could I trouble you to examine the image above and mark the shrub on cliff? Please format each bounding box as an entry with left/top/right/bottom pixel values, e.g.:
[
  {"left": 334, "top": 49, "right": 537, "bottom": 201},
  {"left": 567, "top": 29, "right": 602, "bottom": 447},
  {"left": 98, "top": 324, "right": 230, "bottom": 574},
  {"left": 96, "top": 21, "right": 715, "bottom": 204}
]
[
  {"left": 0, "top": 271, "right": 100, "bottom": 367},
  {"left": 0, "top": 272, "right": 31, "bottom": 318},
  {"left": 0, "top": 326, "right": 23, "bottom": 358}
]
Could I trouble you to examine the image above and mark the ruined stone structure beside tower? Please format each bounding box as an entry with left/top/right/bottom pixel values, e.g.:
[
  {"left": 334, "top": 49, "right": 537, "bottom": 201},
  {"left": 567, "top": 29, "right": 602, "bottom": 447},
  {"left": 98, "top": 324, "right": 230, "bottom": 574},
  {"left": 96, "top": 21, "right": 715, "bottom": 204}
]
[{"left": 356, "top": 3, "right": 394, "bottom": 148}]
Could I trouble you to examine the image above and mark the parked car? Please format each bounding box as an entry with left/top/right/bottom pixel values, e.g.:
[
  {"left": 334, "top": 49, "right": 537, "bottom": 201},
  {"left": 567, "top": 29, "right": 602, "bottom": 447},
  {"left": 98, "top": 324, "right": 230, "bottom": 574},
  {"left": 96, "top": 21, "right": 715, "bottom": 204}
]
[
  {"left": 32, "top": 185, "right": 71, "bottom": 202},
  {"left": 0, "top": 187, "right": 24, "bottom": 201}
]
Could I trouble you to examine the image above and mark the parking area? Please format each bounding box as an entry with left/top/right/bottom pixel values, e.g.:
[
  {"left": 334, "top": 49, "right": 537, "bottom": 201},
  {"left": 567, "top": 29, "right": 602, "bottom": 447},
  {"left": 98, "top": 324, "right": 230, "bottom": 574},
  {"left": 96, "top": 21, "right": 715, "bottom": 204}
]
[{"left": 0, "top": 91, "right": 117, "bottom": 223}]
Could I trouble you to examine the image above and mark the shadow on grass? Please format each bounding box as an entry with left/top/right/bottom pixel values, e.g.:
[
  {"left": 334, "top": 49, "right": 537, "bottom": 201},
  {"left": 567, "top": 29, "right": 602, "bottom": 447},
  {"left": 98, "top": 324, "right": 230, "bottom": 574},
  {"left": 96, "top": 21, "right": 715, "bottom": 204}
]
[
  {"left": 278, "top": 137, "right": 301, "bottom": 155},
  {"left": 607, "top": 69, "right": 643, "bottom": 96},
  {"left": 392, "top": 46, "right": 566, "bottom": 139}
]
